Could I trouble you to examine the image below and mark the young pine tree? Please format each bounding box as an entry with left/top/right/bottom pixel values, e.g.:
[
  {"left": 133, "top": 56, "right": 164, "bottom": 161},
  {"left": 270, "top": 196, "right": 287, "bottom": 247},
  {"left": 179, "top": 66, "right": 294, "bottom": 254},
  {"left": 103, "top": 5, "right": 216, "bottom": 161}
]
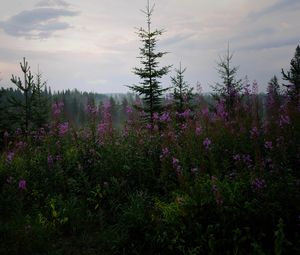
[
  {"left": 128, "top": 0, "right": 171, "bottom": 124},
  {"left": 9, "top": 58, "right": 49, "bottom": 132},
  {"left": 211, "top": 45, "right": 243, "bottom": 116},
  {"left": 281, "top": 45, "right": 300, "bottom": 102},
  {"left": 171, "top": 62, "right": 193, "bottom": 113}
]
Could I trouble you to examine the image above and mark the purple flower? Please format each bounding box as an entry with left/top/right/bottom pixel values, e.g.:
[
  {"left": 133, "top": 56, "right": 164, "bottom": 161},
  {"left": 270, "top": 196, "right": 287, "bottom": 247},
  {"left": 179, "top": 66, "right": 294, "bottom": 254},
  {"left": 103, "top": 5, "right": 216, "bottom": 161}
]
[
  {"left": 18, "top": 179, "right": 26, "bottom": 190},
  {"left": 195, "top": 126, "right": 202, "bottom": 136},
  {"left": 216, "top": 99, "right": 228, "bottom": 120},
  {"left": 279, "top": 115, "right": 290, "bottom": 127},
  {"left": 251, "top": 178, "right": 266, "bottom": 191},
  {"left": 98, "top": 122, "right": 109, "bottom": 135},
  {"left": 47, "top": 155, "right": 54, "bottom": 166},
  {"left": 6, "top": 151, "right": 15, "bottom": 163},
  {"left": 181, "top": 123, "right": 187, "bottom": 130},
  {"left": 172, "top": 157, "right": 181, "bottom": 175},
  {"left": 264, "top": 141, "right": 273, "bottom": 150},
  {"left": 58, "top": 122, "right": 69, "bottom": 136},
  {"left": 180, "top": 109, "right": 191, "bottom": 119},
  {"left": 172, "top": 157, "right": 179, "bottom": 166},
  {"left": 103, "top": 100, "right": 111, "bottom": 110},
  {"left": 145, "top": 123, "right": 152, "bottom": 129},
  {"left": 159, "top": 112, "right": 171, "bottom": 122},
  {"left": 242, "top": 154, "right": 252, "bottom": 168},
  {"left": 52, "top": 101, "right": 64, "bottom": 118},
  {"left": 160, "top": 147, "right": 170, "bottom": 160},
  {"left": 126, "top": 106, "right": 133, "bottom": 114},
  {"left": 86, "top": 103, "right": 98, "bottom": 116},
  {"left": 264, "top": 157, "right": 274, "bottom": 169},
  {"left": 203, "top": 137, "right": 211, "bottom": 150},
  {"left": 250, "top": 126, "right": 258, "bottom": 138},
  {"left": 153, "top": 112, "right": 159, "bottom": 121}
]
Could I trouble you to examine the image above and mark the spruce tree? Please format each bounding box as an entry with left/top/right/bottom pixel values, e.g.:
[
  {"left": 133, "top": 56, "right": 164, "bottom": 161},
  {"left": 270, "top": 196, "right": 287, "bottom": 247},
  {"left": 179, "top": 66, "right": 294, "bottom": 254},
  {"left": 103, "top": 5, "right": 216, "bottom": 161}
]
[
  {"left": 171, "top": 62, "right": 193, "bottom": 112},
  {"left": 128, "top": 0, "right": 171, "bottom": 124},
  {"left": 32, "top": 67, "right": 49, "bottom": 127},
  {"left": 281, "top": 45, "right": 300, "bottom": 101},
  {"left": 266, "top": 75, "right": 281, "bottom": 122},
  {"left": 10, "top": 57, "right": 35, "bottom": 132},
  {"left": 211, "top": 45, "right": 243, "bottom": 115}
]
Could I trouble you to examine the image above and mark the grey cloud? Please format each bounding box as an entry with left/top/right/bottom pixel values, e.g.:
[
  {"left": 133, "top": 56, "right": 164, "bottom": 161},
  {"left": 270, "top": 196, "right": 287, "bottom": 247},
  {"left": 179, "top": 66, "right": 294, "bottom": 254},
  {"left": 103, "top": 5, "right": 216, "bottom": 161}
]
[
  {"left": 160, "top": 32, "right": 196, "bottom": 46},
  {"left": 230, "top": 27, "right": 276, "bottom": 42},
  {"left": 36, "top": 0, "right": 70, "bottom": 8},
  {"left": 238, "top": 36, "right": 300, "bottom": 51},
  {"left": 249, "top": 0, "right": 300, "bottom": 20},
  {"left": 0, "top": 8, "right": 79, "bottom": 39}
]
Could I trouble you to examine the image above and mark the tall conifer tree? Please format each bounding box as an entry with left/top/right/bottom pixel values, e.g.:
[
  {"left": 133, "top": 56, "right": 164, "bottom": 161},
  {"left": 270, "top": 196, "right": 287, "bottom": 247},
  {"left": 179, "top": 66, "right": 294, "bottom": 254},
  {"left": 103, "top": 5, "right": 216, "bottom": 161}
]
[
  {"left": 128, "top": 0, "right": 171, "bottom": 124},
  {"left": 171, "top": 62, "right": 193, "bottom": 113},
  {"left": 211, "top": 44, "right": 243, "bottom": 115}
]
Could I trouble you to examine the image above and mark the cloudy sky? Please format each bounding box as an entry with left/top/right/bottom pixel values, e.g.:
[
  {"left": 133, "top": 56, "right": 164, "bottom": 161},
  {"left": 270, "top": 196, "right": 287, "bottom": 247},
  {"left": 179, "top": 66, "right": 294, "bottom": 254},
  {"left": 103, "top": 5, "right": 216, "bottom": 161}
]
[{"left": 0, "top": 0, "right": 299, "bottom": 93}]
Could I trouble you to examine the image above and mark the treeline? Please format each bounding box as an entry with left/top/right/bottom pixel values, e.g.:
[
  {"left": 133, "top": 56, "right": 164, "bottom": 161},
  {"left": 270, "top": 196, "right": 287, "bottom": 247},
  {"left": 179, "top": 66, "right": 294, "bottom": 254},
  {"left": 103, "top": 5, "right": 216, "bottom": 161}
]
[{"left": 0, "top": 86, "right": 139, "bottom": 133}]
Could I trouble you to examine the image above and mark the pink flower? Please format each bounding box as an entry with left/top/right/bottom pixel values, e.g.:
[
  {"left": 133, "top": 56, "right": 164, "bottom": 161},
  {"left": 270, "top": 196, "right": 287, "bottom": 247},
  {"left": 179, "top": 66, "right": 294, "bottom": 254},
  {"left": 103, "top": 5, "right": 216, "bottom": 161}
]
[
  {"left": 58, "top": 122, "right": 69, "bottom": 136},
  {"left": 159, "top": 112, "right": 171, "bottom": 122},
  {"left": 279, "top": 115, "right": 290, "bottom": 127},
  {"left": 264, "top": 141, "right": 273, "bottom": 150},
  {"left": 250, "top": 126, "right": 258, "bottom": 138},
  {"left": 172, "top": 157, "right": 181, "bottom": 176},
  {"left": 145, "top": 123, "right": 152, "bottom": 129},
  {"left": 216, "top": 99, "right": 228, "bottom": 120},
  {"left": 160, "top": 147, "right": 169, "bottom": 160},
  {"left": 86, "top": 103, "right": 98, "bottom": 116},
  {"left": 47, "top": 155, "right": 54, "bottom": 166},
  {"left": 180, "top": 109, "right": 191, "bottom": 119},
  {"left": 251, "top": 178, "right": 266, "bottom": 191},
  {"left": 126, "top": 106, "right": 133, "bottom": 114},
  {"left": 195, "top": 126, "right": 202, "bottom": 136},
  {"left": 203, "top": 137, "right": 211, "bottom": 150},
  {"left": 153, "top": 112, "right": 159, "bottom": 121},
  {"left": 181, "top": 123, "right": 187, "bottom": 130},
  {"left": 6, "top": 151, "right": 15, "bottom": 163},
  {"left": 18, "top": 179, "right": 26, "bottom": 190},
  {"left": 52, "top": 101, "right": 64, "bottom": 118}
]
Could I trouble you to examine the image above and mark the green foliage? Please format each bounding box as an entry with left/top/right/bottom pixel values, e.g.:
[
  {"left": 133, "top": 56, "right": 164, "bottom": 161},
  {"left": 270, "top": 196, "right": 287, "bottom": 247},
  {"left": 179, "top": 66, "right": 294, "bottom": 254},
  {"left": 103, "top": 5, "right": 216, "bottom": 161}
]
[{"left": 282, "top": 45, "right": 300, "bottom": 101}]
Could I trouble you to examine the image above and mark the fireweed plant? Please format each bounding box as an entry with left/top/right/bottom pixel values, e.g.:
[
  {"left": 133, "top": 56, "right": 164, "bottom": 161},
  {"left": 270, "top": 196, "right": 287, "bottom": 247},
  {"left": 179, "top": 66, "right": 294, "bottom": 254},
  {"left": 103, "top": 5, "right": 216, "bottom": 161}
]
[{"left": 0, "top": 80, "right": 299, "bottom": 254}]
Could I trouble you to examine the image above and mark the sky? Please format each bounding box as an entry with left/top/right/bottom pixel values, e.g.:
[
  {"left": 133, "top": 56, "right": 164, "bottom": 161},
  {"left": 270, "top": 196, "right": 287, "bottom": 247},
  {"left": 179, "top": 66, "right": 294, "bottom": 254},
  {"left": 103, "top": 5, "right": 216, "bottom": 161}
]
[{"left": 0, "top": 0, "right": 299, "bottom": 93}]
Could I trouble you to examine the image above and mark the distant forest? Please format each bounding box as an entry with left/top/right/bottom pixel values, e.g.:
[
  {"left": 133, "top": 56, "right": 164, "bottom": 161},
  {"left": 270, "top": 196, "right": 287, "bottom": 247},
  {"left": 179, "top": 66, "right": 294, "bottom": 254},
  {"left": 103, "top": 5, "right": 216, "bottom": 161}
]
[{"left": 0, "top": 87, "right": 140, "bottom": 131}]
